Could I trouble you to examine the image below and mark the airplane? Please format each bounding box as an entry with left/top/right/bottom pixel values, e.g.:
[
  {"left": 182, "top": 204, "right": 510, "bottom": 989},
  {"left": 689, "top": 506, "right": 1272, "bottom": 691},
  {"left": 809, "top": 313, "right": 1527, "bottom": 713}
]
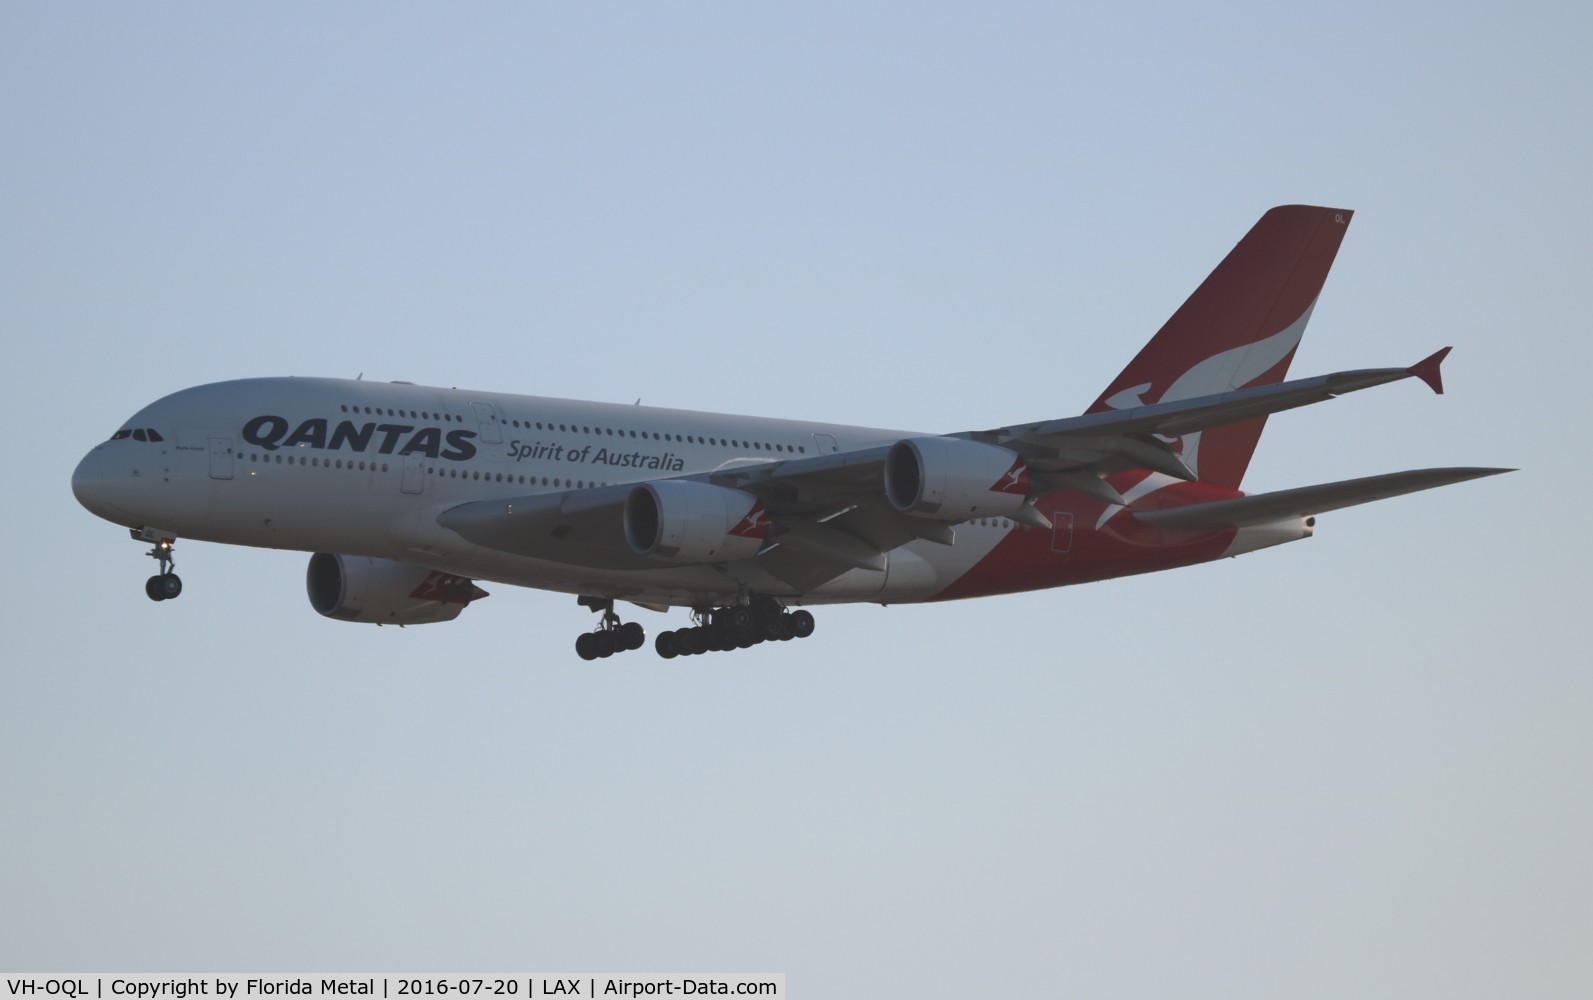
[{"left": 70, "top": 205, "right": 1510, "bottom": 660}]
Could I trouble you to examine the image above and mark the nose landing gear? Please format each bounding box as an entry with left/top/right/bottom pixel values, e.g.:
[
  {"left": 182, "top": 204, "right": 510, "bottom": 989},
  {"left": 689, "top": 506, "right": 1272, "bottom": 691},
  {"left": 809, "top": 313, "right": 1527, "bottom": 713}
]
[{"left": 133, "top": 527, "right": 182, "bottom": 602}]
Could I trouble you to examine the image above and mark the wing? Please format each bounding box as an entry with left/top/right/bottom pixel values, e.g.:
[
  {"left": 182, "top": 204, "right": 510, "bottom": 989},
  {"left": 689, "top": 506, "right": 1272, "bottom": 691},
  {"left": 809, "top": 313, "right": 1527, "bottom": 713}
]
[
  {"left": 430, "top": 348, "right": 1470, "bottom": 596},
  {"left": 723, "top": 346, "right": 1457, "bottom": 513},
  {"left": 959, "top": 347, "right": 1456, "bottom": 502},
  {"left": 437, "top": 483, "right": 650, "bottom": 570}
]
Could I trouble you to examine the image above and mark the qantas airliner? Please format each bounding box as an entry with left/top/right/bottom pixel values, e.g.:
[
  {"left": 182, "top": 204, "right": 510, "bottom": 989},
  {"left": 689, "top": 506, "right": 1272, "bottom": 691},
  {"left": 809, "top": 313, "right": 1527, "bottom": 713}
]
[{"left": 71, "top": 206, "right": 1509, "bottom": 659}]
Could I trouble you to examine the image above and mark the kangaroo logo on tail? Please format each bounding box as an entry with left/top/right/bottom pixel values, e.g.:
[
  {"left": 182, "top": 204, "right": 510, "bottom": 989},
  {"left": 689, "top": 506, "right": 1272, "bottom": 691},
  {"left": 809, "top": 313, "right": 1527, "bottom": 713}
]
[
  {"left": 1086, "top": 205, "right": 1353, "bottom": 488},
  {"left": 1106, "top": 302, "right": 1319, "bottom": 479}
]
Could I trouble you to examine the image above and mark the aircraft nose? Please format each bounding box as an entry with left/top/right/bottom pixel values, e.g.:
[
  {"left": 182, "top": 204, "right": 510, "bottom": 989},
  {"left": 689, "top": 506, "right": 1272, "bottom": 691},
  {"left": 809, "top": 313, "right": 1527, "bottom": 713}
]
[{"left": 72, "top": 446, "right": 135, "bottom": 524}]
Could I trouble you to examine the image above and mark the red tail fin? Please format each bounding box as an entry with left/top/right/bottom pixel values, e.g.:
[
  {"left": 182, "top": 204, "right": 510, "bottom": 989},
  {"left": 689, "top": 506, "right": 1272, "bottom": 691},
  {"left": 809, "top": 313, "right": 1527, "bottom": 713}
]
[{"left": 1088, "top": 205, "right": 1354, "bottom": 488}]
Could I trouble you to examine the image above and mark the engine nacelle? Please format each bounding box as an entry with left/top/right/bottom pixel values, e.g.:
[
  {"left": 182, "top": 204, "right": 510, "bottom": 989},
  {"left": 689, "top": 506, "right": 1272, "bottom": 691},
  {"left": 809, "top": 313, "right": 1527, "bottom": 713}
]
[
  {"left": 884, "top": 437, "right": 1030, "bottom": 521},
  {"left": 306, "top": 553, "right": 488, "bottom": 625},
  {"left": 624, "top": 480, "right": 769, "bottom": 564}
]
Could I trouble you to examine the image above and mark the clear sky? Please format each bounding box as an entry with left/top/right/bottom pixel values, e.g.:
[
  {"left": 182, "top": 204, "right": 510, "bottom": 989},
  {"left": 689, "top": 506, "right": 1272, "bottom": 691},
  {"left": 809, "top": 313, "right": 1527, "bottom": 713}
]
[{"left": 2, "top": 3, "right": 1587, "bottom": 997}]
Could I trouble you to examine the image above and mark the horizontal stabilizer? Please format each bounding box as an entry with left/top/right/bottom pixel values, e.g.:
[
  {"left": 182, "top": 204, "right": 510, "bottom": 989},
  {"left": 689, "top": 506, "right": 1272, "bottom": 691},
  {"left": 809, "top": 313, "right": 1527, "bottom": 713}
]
[{"left": 1132, "top": 467, "right": 1512, "bottom": 529}]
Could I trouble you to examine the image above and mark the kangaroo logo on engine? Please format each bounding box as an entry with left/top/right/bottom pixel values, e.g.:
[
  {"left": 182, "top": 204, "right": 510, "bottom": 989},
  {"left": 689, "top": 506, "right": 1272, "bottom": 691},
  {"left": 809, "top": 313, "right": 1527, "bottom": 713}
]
[{"left": 243, "top": 415, "right": 478, "bottom": 461}]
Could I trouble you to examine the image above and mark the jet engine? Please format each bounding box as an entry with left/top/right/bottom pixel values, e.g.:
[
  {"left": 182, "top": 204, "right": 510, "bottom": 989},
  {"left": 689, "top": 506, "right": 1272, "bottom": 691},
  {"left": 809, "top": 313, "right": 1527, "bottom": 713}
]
[
  {"left": 884, "top": 437, "right": 1031, "bottom": 520},
  {"left": 306, "top": 553, "right": 488, "bottom": 625},
  {"left": 624, "top": 480, "right": 769, "bottom": 564}
]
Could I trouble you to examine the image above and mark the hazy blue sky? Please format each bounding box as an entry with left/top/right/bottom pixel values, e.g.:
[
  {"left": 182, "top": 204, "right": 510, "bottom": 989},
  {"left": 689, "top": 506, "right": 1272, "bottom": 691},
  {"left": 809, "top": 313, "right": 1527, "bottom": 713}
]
[{"left": 2, "top": 3, "right": 1586, "bottom": 997}]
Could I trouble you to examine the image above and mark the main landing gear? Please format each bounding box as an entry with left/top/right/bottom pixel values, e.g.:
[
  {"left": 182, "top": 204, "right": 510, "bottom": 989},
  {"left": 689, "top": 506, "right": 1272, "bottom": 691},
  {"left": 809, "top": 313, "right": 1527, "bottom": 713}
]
[
  {"left": 653, "top": 597, "right": 815, "bottom": 659},
  {"left": 134, "top": 528, "right": 182, "bottom": 602},
  {"left": 572, "top": 595, "right": 818, "bottom": 661},
  {"left": 574, "top": 596, "right": 646, "bottom": 660}
]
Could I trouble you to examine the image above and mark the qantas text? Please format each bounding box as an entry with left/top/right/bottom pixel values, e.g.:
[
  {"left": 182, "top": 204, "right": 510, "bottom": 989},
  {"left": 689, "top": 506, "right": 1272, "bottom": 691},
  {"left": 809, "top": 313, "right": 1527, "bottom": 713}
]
[{"left": 242, "top": 416, "right": 477, "bottom": 461}]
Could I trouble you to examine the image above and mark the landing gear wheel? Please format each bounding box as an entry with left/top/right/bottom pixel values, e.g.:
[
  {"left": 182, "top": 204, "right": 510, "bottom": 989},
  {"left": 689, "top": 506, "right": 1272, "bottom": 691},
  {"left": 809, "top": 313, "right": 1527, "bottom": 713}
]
[
  {"left": 145, "top": 573, "right": 182, "bottom": 602},
  {"left": 787, "top": 609, "right": 815, "bottom": 638},
  {"left": 619, "top": 621, "right": 645, "bottom": 651},
  {"left": 575, "top": 633, "right": 601, "bottom": 661},
  {"left": 655, "top": 630, "right": 680, "bottom": 659},
  {"left": 709, "top": 624, "right": 736, "bottom": 652},
  {"left": 680, "top": 628, "right": 708, "bottom": 656}
]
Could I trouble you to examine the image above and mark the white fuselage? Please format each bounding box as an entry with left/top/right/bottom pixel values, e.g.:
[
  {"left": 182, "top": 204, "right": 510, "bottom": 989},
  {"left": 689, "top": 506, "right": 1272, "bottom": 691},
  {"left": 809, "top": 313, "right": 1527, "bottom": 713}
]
[{"left": 72, "top": 377, "right": 1016, "bottom": 607}]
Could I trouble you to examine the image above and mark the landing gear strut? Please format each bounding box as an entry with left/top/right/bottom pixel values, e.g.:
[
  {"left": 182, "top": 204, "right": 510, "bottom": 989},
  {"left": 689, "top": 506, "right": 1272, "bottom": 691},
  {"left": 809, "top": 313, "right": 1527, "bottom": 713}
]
[
  {"left": 574, "top": 596, "right": 646, "bottom": 661},
  {"left": 134, "top": 528, "right": 182, "bottom": 602},
  {"left": 653, "top": 597, "right": 815, "bottom": 659}
]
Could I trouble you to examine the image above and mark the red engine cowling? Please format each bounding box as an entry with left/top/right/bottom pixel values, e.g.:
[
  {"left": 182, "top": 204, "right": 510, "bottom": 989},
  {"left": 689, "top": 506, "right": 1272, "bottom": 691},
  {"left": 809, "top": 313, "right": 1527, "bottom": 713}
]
[
  {"left": 306, "top": 553, "right": 488, "bottom": 625},
  {"left": 624, "top": 480, "right": 769, "bottom": 564},
  {"left": 884, "top": 437, "right": 1030, "bottom": 520}
]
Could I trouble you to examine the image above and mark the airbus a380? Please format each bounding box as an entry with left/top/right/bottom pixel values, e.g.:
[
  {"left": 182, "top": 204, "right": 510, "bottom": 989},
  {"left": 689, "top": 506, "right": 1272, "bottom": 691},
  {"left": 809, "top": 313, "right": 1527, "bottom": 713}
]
[{"left": 71, "top": 205, "right": 1509, "bottom": 659}]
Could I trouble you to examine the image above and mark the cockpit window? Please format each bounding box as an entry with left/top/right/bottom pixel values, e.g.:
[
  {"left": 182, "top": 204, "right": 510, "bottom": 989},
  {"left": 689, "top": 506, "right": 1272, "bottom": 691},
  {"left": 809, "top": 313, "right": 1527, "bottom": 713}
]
[{"left": 110, "top": 428, "right": 163, "bottom": 442}]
